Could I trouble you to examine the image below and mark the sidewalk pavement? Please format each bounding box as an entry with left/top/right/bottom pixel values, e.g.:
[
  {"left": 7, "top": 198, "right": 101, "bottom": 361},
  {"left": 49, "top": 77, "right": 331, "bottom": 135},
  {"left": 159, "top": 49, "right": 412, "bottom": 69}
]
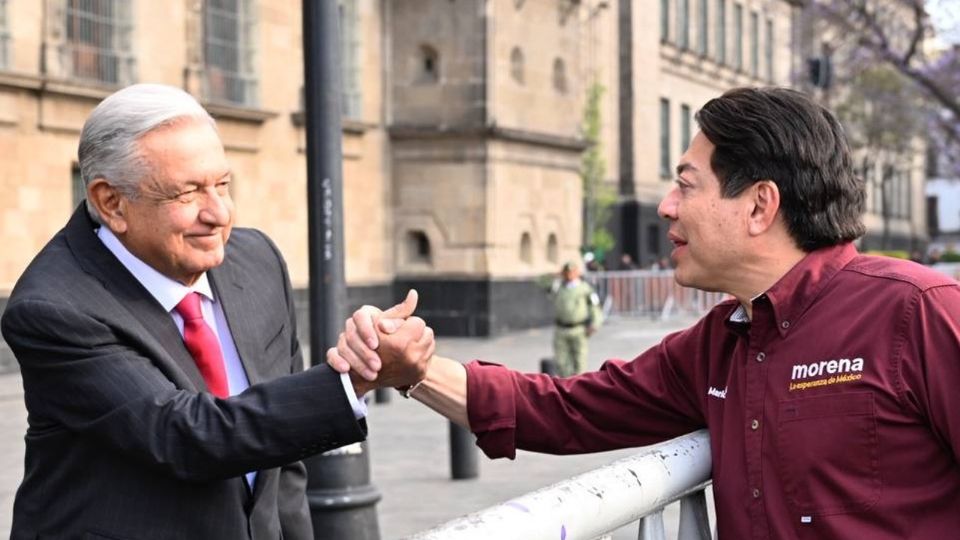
[{"left": 0, "top": 316, "right": 709, "bottom": 539}]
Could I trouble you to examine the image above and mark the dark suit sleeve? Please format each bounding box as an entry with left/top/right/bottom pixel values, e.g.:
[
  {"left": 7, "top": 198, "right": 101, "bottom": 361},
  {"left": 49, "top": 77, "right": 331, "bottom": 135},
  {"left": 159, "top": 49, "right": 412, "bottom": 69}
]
[
  {"left": 277, "top": 328, "right": 313, "bottom": 540},
  {"left": 267, "top": 230, "right": 317, "bottom": 540},
  {"left": 2, "top": 297, "right": 365, "bottom": 483}
]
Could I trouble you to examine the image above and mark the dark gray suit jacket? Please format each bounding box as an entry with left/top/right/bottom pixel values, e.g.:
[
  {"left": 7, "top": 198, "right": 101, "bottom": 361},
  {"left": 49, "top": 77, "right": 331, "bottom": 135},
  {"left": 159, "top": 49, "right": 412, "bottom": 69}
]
[{"left": 0, "top": 206, "right": 366, "bottom": 539}]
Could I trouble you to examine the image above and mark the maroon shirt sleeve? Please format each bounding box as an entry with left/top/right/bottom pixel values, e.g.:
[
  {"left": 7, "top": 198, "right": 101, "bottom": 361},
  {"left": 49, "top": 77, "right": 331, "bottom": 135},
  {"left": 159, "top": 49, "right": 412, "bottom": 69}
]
[
  {"left": 466, "top": 327, "right": 710, "bottom": 459},
  {"left": 897, "top": 283, "right": 960, "bottom": 461}
]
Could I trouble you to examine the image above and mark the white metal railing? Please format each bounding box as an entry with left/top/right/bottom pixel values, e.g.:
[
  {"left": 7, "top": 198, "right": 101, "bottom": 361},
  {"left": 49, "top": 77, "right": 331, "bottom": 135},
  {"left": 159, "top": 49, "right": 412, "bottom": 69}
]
[
  {"left": 587, "top": 270, "right": 728, "bottom": 320},
  {"left": 590, "top": 264, "right": 958, "bottom": 321},
  {"left": 404, "top": 430, "right": 713, "bottom": 540}
]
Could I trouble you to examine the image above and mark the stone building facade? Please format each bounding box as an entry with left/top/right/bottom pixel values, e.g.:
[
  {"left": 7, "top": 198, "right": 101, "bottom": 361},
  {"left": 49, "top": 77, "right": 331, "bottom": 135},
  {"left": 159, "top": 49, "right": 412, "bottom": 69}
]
[
  {"left": 0, "top": 0, "right": 928, "bottom": 363},
  {"left": 0, "top": 0, "right": 594, "bottom": 356}
]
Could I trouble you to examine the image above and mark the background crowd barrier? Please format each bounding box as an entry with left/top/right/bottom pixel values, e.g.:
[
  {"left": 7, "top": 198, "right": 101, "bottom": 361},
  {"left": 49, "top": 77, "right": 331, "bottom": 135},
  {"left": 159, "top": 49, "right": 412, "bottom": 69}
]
[{"left": 586, "top": 270, "right": 728, "bottom": 321}]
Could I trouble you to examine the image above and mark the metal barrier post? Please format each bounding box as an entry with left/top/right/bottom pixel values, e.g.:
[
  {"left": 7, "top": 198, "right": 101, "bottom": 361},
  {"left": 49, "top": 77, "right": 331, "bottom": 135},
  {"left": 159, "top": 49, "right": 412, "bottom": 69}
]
[
  {"left": 449, "top": 421, "right": 479, "bottom": 480},
  {"left": 677, "top": 491, "right": 711, "bottom": 540},
  {"left": 638, "top": 510, "right": 665, "bottom": 540},
  {"left": 540, "top": 357, "right": 558, "bottom": 376}
]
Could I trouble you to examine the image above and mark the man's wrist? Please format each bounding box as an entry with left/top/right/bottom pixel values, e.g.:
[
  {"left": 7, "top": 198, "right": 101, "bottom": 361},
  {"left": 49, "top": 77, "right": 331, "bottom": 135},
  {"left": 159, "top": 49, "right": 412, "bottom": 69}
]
[
  {"left": 349, "top": 371, "right": 374, "bottom": 397},
  {"left": 396, "top": 379, "right": 424, "bottom": 399}
]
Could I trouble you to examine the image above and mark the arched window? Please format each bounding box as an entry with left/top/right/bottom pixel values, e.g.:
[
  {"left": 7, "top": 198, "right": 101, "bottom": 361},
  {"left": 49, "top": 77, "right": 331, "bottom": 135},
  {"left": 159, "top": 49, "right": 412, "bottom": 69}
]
[
  {"left": 552, "top": 58, "right": 567, "bottom": 93},
  {"left": 419, "top": 45, "right": 439, "bottom": 84},
  {"left": 520, "top": 232, "right": 533, "bottom": 264},
  {"left": 546, "top": 233, "right": 559, "bottom": 264},
  {"left": 406, "top": 230, "right": 432, "bottom": 264},
  {"left": 510, "top": 47, "right": 525, "bottom": 84}
]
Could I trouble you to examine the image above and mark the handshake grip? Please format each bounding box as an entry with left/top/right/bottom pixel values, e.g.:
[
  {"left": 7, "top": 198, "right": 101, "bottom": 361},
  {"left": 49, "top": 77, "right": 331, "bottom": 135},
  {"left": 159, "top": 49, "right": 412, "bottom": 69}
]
[
  {"left": 330, "top": 290, "right": 436, "bottom": 397},
  {"left": 370, "top": 316, "right": 434, "bottom": 391}
]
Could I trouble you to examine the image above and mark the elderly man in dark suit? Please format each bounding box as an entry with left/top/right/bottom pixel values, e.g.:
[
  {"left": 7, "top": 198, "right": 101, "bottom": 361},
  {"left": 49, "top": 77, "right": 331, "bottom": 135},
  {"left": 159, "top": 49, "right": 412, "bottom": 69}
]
[{"left": 0, "top": 83, "right": 433, "bottom": 539}]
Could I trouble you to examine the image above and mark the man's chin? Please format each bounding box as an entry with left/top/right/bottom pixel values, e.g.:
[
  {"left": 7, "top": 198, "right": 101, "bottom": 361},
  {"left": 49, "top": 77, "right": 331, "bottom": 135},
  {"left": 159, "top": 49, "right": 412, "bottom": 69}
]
[
  {"left": 672, "top": 266, "right": 695, "bottom": 288},
  {"left": 187, "top": 250, "right": 226, "bottom": 274}
]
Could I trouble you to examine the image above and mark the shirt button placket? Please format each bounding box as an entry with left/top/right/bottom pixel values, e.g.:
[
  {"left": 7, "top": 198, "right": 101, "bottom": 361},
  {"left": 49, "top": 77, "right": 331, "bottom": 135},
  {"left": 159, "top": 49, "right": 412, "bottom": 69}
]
[{"left": 744, "top": 341, "right": 768, "bottom": 535}]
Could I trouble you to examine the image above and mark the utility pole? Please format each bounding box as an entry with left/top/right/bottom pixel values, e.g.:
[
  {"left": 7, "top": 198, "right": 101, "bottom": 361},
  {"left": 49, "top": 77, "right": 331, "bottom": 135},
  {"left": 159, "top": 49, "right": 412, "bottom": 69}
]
[{"left": 301, "top": 1, "right": 381, "bottom": 538}]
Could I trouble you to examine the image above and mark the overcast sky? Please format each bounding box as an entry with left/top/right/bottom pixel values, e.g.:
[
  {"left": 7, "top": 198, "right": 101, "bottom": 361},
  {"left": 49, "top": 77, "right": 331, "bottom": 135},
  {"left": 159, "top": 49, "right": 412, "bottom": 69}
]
[{"left": 928, "top": 0, "right": 960, "bottom": 46}]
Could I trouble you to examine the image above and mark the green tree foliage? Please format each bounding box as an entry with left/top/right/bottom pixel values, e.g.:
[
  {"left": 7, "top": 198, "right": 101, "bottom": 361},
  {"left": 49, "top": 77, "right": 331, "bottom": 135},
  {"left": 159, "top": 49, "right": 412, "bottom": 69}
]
[{"left": 581, "top": 82, "right": 616, "bottom": 260}]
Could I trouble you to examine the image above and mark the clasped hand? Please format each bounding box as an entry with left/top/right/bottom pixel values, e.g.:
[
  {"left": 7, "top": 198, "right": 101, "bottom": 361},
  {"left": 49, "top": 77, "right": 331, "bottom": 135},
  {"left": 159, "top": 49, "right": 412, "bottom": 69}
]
[{"left": 326, "top": 290, "right": 435, "bottom": 395}]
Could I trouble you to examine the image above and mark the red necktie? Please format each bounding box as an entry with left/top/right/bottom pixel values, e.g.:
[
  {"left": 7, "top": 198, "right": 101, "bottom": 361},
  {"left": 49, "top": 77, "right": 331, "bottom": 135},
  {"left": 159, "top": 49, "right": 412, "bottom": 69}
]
[{"left": 174, "top": 292, "right": 230, "bottom": 398}]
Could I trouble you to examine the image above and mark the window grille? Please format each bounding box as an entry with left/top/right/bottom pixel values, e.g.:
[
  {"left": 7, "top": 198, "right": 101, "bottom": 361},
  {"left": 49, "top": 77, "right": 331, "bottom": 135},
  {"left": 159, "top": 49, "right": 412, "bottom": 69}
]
[
  {"left": 750, "top": 11, "right": 759, "bottom": 77},
  {"left": 873, "top": 176, "right": 883, "bottom": 215},
  {"left": 552, "top": 58, "right": 567, "bottom": 94},
  {"left": 0, "top": 0, "right": 9, "bottom": 69},
  {"left": 510, "top": 47, "right": 524, "bottom": 84},
  {"left": 680, "top": 104, "right": 691, "bottom": 151},
  {"left": 733, "top": 3, "right": 743, "bottom": 70},
  {"left": 677, "top": 0, "right": 689, "bottom": 49},
  {"left": 697, "top": 0, "right": 708, "bottom": 55},
  {"left": 63, "top": 0, "right": 135, "bottom": 85},
  {"left": 660, "top": 98, "right": 671, "bottom": 179},
  {"left": 715, "top": 0, "right": 725, "bottom": 64},
  {"left": 660, "top": 0, "right": 670, "bottom": 42},
  {"left": 71, "top": 164, "right": 85, "bottom": 207},
  {"left": 765, "top": 18, "right": 774, "bottom": 81},
  {"left": 339, "top": 0, "right": 361, "bottom": 118},
  {"left": 203, "top": 0, "right": 257, "bottom": 106}
]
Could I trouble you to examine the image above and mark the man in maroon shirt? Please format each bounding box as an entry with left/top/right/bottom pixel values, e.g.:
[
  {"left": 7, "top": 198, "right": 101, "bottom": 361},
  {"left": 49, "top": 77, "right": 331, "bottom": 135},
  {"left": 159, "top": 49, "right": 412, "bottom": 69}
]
[{"left": 330, "top": 87, "right": 960, "bottom": 539}]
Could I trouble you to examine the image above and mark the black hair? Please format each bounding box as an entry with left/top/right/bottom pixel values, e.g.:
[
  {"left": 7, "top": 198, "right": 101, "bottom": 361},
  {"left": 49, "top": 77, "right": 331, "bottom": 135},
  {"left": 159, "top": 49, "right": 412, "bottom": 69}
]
[{"left": 695, "top": 87, "right": 865, "bottom": 251}]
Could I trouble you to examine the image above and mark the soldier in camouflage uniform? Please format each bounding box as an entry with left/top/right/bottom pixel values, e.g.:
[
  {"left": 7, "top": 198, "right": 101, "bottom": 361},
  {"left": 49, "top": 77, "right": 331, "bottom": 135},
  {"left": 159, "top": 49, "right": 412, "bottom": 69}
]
[{"left": 550, "top": 261, "right": 603, "bottom": 376}]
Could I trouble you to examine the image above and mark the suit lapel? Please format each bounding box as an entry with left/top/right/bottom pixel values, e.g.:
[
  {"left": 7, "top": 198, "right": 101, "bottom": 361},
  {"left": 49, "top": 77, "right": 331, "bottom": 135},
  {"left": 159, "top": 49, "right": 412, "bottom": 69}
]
[
  {"left": 209, "top": 245, "right": 275, "bottom": 501},
  {"left": 63, "top": 205, "right": 208, "bottom": 392},
  {"left": 209, "top": 255, "right": 267, "bottom": 386}
]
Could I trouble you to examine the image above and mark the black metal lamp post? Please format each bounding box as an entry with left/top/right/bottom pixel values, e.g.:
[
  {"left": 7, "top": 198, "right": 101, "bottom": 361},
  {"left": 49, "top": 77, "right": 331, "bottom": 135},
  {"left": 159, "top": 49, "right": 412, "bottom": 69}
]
[{"left": 301, "top": 1, "right": 381, "bottom": 538}]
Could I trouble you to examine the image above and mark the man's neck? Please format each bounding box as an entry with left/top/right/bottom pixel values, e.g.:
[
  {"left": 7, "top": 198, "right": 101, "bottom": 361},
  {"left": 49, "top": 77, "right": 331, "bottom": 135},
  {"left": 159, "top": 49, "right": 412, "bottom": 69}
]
[{"left": 733, "top": 247, "right": 807, "bottom": 320}]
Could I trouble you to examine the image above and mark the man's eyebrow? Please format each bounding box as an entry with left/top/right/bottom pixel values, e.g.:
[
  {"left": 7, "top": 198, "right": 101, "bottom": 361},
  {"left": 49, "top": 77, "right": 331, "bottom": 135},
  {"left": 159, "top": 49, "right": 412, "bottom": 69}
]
[
  {"left": 675, "top": 162, "right": 697, "bottom": 176},
  {"left": 181, "top": 170, "right": 232, "bottom": 188}
]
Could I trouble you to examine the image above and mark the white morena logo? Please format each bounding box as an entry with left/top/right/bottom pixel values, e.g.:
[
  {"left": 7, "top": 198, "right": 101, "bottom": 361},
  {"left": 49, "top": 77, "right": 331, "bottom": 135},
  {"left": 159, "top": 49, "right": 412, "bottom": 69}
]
[
  {"left": 707, "top": 386, "right": 727, "bottom": 399},
  {"left": 791, "top": 357, "right": 864, "bottom": 381}
]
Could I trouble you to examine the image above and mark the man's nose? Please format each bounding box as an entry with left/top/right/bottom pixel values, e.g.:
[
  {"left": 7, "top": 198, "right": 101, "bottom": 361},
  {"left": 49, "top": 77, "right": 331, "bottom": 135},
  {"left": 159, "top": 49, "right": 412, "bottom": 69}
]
[
  {"left": 199, "top": 189, "right": 231, "bottom": 225},
  {"left": 657, "top": 188, "right": 678, "bottom": 220}
]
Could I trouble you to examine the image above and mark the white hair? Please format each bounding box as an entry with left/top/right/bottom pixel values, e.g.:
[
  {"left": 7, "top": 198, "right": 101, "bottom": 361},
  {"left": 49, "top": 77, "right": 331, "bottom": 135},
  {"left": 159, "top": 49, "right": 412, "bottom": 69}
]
[{"left": 78, "top": 83, "right": 216, "bottom": 223}]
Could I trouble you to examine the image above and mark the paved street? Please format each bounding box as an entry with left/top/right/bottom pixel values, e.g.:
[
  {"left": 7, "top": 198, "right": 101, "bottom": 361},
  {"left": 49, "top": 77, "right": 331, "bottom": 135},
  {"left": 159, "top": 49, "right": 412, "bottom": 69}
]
[{"left": 0, "top": 316, "right": 711, "bottom": 539}]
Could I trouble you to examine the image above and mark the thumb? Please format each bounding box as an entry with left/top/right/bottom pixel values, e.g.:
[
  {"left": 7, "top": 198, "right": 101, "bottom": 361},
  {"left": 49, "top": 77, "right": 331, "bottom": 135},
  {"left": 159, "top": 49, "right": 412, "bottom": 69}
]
[
  {"left": 378, "top": 318, "right": 403, "bottom": 334},
  {"left": 382, "top": 289, "right": 418, "bottom": 319}
]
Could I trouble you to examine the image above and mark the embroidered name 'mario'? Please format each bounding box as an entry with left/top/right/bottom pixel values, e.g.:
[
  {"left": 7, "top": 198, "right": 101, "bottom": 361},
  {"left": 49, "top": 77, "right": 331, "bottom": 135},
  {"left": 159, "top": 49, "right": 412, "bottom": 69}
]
[{"left": 791, "top": 357, "right": 864, "bottom": 381}]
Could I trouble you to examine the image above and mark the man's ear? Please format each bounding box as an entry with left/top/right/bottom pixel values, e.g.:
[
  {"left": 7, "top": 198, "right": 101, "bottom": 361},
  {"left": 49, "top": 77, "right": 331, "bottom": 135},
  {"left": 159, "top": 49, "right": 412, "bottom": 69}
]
[
  {"left": 747, "top": 180, "right": 781, "bottom": 236},
  {"left": 87, "top": 178, "right": 129, "bottom": 234}
]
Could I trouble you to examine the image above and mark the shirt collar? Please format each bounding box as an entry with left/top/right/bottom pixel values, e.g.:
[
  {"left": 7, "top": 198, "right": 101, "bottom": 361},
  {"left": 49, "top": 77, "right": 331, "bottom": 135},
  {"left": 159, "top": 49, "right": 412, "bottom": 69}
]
[
  {"left": 729, "top": 304, "right": 750, "bottom": 323},
  {"left": 758, "top": 243, "right": 858, "bottom": 336},
  {"left": 96, "top": 226, "right": 215, "bottom": 312}
]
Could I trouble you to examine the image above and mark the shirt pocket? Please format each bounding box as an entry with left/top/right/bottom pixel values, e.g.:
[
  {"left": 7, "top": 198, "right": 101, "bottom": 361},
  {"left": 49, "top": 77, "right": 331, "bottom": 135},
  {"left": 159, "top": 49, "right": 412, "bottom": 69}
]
[{"left": 776, "top": 392, "right": 880, "bottom": 516}]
